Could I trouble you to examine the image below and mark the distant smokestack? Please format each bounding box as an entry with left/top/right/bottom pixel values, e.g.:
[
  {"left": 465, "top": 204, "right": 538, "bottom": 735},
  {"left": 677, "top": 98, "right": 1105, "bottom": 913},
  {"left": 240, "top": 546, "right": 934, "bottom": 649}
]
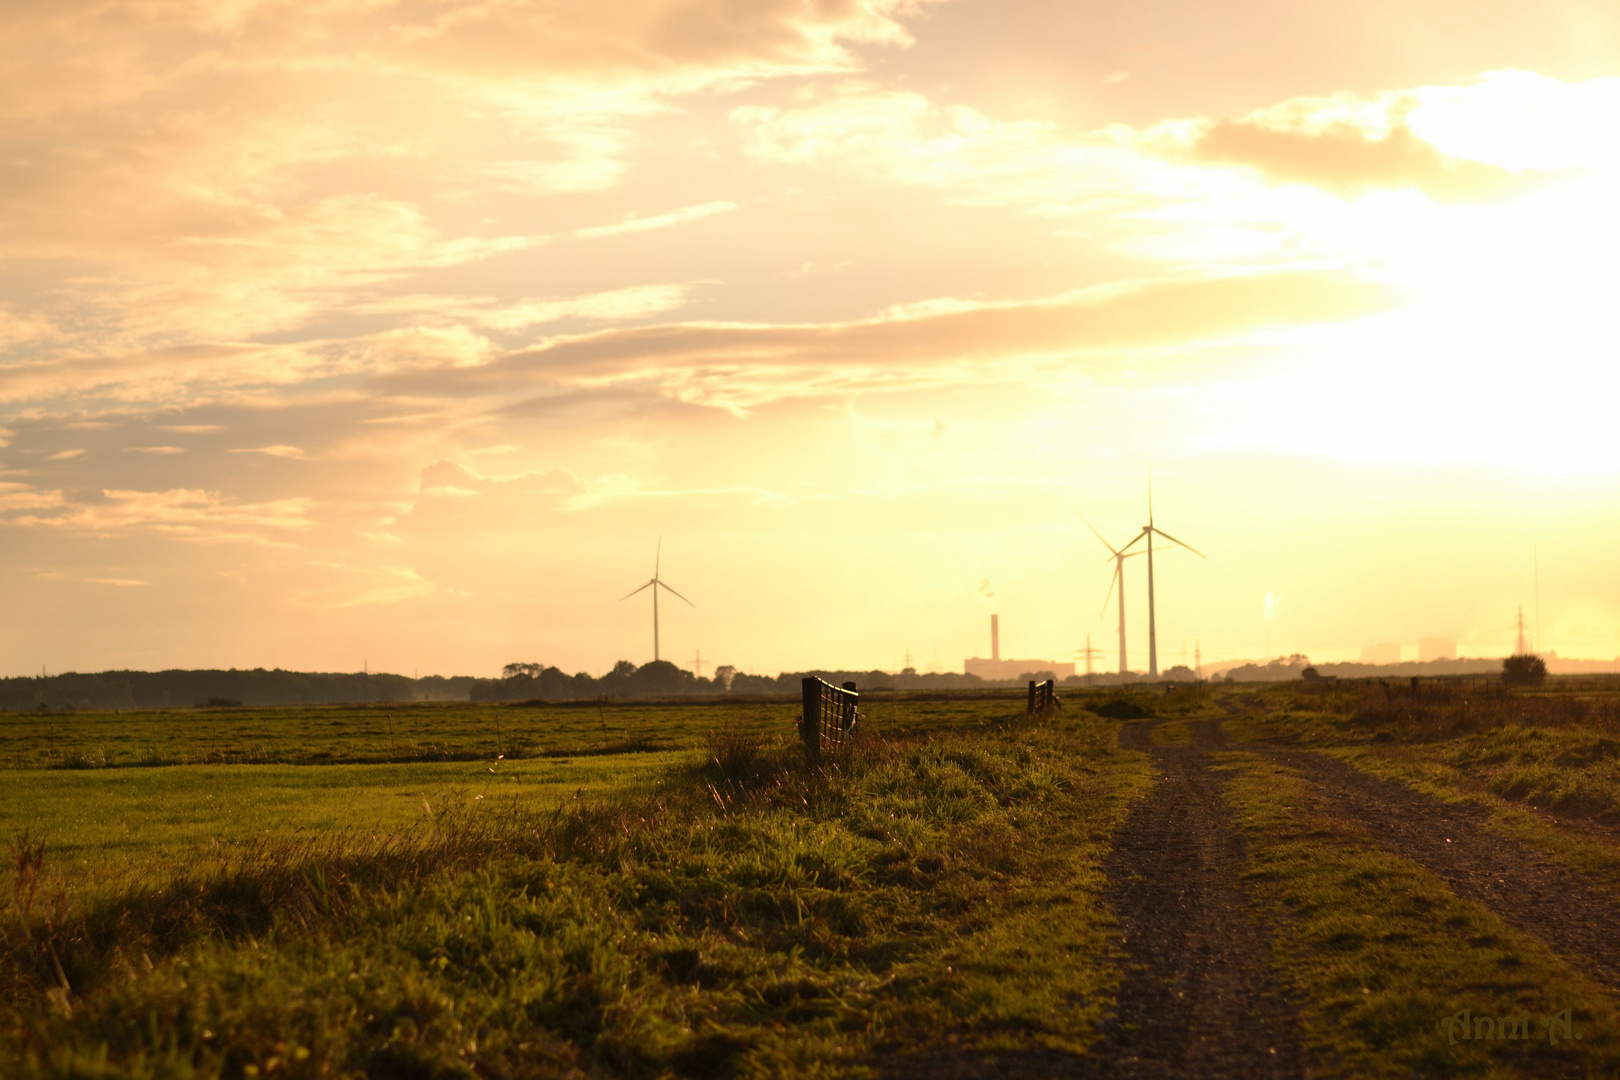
[{"left": 991, "top": 614, "right": 1000, "bottom": 662}]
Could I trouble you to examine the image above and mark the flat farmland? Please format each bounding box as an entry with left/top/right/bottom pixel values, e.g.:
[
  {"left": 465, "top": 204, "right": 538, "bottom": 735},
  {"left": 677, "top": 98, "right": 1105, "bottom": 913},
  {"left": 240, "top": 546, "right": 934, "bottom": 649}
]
[
  {"left": 0, "top": 695, "right": 1009, "bottom": 770},
  {"left": 0, "top": 755, "right": 680, "bottom": 901},
  {"left": 7, "top": 683, "right": 1620, "bottom": 1078}
]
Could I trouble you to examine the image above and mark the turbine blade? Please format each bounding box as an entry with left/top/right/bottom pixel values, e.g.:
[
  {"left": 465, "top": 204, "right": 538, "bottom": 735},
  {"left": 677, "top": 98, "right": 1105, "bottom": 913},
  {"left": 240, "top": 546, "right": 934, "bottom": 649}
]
[
  {"left": 655, "top": 534, "right": 662, "bottom": 577},
  {"left": 1148, "top": 466, "right": 1153, "bottom": 526},
  {"left": 1099, "top": 562, "right": 1120, "bottom": 620},
  {"left": 619, "top": 580, "right": 654, "bottom": 601},
  {"left": 1149, "top": 526, "right": 1206, "bottom": 558},
  {"left": 1119, "top": 530, "right": 1146, "bottom": 553},
  {"left": 657, "top": 580, "right": 696, "bottom": 607},
  {"left": 1078, "top": 513, "right": 1121, "bottom": 556}
]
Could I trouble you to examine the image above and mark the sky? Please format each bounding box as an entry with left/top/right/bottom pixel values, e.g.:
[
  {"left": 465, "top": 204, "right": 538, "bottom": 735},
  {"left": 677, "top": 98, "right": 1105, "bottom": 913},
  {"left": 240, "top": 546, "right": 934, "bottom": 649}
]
[{"left": 3, "top": 0, "right": 1619, "bottom": 679}]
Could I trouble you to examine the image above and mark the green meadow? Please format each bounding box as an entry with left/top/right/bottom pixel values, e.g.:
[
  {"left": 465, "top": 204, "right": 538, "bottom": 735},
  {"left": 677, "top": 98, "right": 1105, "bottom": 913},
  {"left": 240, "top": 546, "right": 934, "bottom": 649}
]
[
  {"left": 0, "top": 756, "right": 680, "bottom": 901},
  {"left": 6, "top": 681, "right": 1620, "bottom": 1077},
  {"left": 0, "top": 696, "right": 1007, "bottom": 771}
]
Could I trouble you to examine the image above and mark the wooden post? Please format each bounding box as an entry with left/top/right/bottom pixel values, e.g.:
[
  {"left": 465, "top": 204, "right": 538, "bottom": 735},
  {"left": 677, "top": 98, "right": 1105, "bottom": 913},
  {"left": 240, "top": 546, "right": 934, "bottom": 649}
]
[
  {"left": 801, "top": 677, "right": 822, "bottom": 762},
  {"left": 1027, "top": 679, "right": 1036, "bottom": 717}
]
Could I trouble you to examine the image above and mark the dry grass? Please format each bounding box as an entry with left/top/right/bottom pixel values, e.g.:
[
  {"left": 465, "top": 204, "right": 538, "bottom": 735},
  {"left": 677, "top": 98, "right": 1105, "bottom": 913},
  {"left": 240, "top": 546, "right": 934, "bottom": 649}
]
[{"left": 1284, "top": 679, "right": 1620, "bottom": 743}]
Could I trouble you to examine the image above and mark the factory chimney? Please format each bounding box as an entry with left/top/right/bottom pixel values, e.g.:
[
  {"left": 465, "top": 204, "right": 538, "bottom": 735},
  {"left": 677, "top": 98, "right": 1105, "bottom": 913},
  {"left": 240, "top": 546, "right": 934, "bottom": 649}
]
[{"left": 991, "top": 614, "right": 1000, "bottom": 662}]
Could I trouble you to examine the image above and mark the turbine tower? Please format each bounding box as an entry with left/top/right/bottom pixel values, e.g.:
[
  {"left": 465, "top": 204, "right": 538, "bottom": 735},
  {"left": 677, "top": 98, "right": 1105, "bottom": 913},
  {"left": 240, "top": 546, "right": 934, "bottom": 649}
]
[
  {"left": 1083, "top": 516, "right": 1142, "bottom": 675},
  {"left": 1119, "top": 475, "right": 1205, "bottom": 678},
  {"left": 619, "top": 536, "right": 693, "bottom": 662}
]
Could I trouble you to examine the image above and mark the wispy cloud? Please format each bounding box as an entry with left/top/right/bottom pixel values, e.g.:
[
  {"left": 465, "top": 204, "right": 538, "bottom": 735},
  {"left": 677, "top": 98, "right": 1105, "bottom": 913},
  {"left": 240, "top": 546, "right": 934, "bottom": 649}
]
[
  {"left": 7, "top": 488, "right": 315, "bottom": 544},
  {"left": 429, "top": 271, "right": 1403, "bottom": 411},
  {"left": 573, "top": 202, "right": 736, "bottom": 239},
  {"left": 230, "top": 445, "right": 307, "bottom": 459}
]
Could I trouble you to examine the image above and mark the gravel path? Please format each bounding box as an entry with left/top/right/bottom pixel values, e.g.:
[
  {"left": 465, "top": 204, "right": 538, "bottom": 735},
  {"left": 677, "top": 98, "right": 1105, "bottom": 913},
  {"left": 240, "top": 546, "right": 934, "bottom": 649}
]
[
  {"left": 1080, "top": 720, "right": 1306, "bottom": 1079},
  {"left": 1253, "top": 740, "right": 1620, "bottom": 990}
]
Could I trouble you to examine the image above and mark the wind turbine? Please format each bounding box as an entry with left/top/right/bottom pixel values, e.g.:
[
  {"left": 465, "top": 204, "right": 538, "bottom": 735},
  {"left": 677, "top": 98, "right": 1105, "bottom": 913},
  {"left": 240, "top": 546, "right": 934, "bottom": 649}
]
[
  {"left": 1083, "top": 515, "right": 1143, "bottom": 675},
  {"left": 1119, "top": 476, "right": 1205, "bottom": 678},
  {"left": 619, "top": 537, "right": 693, "bottom": 663}
]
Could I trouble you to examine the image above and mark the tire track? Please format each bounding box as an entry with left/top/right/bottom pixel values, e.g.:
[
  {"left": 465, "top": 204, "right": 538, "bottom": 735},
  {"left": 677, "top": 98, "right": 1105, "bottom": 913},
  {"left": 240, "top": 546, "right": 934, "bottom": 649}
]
[
  {"left": 1081, "top": 720, "right": 1306, "bottom": 1079},
  {"left": 1252, "top": 740, "right": 1620, "bottom": 991}
]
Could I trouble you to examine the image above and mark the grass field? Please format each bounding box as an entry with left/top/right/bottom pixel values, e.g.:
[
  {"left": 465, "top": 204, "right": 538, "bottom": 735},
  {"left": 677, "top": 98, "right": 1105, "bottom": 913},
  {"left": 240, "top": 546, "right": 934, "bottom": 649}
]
[
  {"left": 0, "top": 696, "right": 1014, "bottom": 771},
  {"left": 6, "top": 679, "right": 1620, "bottom": 1077},
  {"left": 2, "top": 689, "right": 1147, "bottom": 1078},
  {"left": 0, "top": 755, "right": 682, "bottom": 902}
]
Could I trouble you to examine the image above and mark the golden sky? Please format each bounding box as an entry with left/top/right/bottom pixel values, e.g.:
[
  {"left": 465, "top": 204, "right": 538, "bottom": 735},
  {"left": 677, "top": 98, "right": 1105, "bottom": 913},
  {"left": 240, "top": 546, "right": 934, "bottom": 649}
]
[{"left": 2, "top": 0, "right": 1618, "bottom": 677}]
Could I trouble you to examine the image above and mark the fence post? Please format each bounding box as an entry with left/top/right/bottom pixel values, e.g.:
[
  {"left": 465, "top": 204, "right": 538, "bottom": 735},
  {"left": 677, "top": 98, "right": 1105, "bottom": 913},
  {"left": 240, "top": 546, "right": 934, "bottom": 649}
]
[
  {"left": 1027, "top": 679, "right": 1036, "bottom": 717},
  {"left": 801, "top": 677, "right": 821, "bottom": 763}
]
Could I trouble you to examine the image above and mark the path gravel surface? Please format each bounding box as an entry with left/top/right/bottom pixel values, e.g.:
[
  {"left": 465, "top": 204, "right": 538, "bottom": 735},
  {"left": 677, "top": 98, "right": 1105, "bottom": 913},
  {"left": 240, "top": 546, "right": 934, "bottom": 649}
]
[{"left": 1081, "top": 720, "right": 1306, "bottom": 1079}]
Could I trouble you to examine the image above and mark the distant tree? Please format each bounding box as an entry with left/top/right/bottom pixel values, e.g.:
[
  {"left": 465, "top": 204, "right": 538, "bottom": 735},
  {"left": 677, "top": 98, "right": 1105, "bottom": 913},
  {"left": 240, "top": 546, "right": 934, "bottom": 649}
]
[
  {"left": 728, "top": 672, "right": 779, "bottom": 695},
  {"left": 1163, "top": 664, "right": 1197, "bottom": 682},
  {"left": 1502, "top": 654, "right": 1547, "bottom": 686},
  {"left": 628, "top": 660, "right": 692, "bottom": 696},
  {"left": 1301, "top": 666, "right": 1320, "bottom": 680},
  {"left": 713, "top": 664, "right": 737, "bottom": 691},
  {"left": 610, "top": 660, "right": 636, "bottom": 678},
  {"left": 501, "top": 662, "right": 544, "bottom": 680}
]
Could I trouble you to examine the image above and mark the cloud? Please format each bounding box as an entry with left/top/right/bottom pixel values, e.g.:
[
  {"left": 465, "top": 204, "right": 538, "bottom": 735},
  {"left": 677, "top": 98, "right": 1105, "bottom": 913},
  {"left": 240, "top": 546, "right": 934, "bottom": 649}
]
[
  {"left": 0, "top": 483, "right": 63, "bottom": 512},
  {"left": 573, "top": 202, "right": 736, "bottom": 239},
  {"left": 349, "top": 283, "right": 694, "bottom": 332},
  {"left": 323, "top": 565, "right": 435, "bottom": 608},
  {"left": 5, "top": 487, "right": 315, "bottom": 543},
  {"left": 732, "top": 86, "right": 1187, "bottom": 218},
  {"left": 33, "top": 569, "right": 149, "bottom": 587},
  {"left": 0, "top": 1, "right": 908, "bottom": 365},
  {"left": 0, "top": 309, "right": 59, "bottom": 350},
  {"left": 231, "top": 445, "right": 307, "bottom": 459},
  {"left": 432, "top": 271, "right": 1402, "bottom": 410},
  {"left": 420, "top": 460, "right": 590, "bottom": 499},
  {"left": 1192, "top": 118, "right": 1541, "bottom": 202},
  {"left": 378, "top": 0, "right": 922, "bottom": 88},
  {"left": 0, "top": 343, "right": 329, "bottom": 405}
]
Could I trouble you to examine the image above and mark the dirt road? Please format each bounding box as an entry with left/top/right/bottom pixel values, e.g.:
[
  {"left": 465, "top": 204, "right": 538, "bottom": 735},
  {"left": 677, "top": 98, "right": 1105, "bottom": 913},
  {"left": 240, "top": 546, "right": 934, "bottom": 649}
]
[
  {"left": 1081, "top": 720, "right": 1307, "bottom": 1078},
  {"left": 886, "top": 707, "right": 1620, "bottom": 1078}
]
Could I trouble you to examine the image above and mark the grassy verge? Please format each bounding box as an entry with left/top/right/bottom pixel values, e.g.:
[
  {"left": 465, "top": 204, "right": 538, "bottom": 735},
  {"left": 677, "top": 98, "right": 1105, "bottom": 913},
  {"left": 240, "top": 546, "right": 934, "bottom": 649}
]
[
  {"left": 2, "top": 713, "right": 1146, "bottom": 1078},
  {"left": 1218, "top": 750, "right": 1620, "bottom": 1078},
  {"left": 1224, "top": 683, "right": 1620, "bottom": 897}
]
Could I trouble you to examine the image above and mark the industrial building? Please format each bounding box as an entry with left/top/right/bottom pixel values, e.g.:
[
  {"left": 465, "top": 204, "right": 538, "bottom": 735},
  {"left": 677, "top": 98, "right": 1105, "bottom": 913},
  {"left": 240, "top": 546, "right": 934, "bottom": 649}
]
[{"left": 963, "top": 614, "right": 1075, "bottom": 680}]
